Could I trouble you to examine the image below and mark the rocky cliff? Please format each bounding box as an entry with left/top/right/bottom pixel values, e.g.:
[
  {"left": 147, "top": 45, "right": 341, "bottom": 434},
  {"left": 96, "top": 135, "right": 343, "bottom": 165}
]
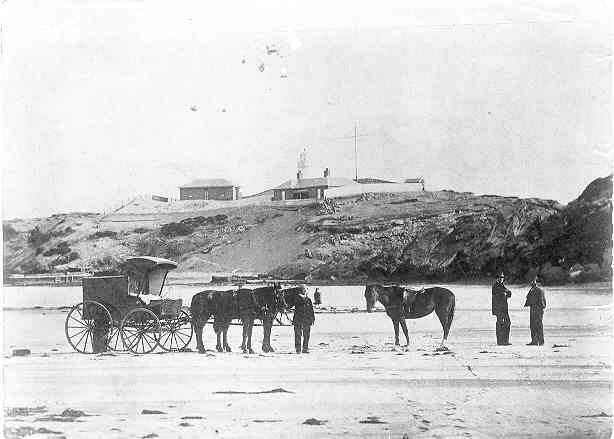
[{"left": 3, "top": 176, "right": 612, "bottom": 284}]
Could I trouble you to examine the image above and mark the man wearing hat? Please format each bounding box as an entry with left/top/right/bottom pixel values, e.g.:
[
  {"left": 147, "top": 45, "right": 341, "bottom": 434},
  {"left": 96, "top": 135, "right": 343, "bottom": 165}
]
[
  {"left": 524, "top": 277, "right": 546, "bottom": 345},
  {"left": 293, "top": 285, "right": 315, "bottom": 353},
  {"left": 492, "top": 273, "right": 512, "bottom": 345}
]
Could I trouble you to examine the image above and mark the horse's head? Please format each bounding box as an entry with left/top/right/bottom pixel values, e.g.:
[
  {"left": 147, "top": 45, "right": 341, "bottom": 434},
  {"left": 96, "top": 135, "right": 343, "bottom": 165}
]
[
  {"left": 280, "top": 286, "right": 304, "bottom": 310},
  {"left": 364, "top": 284, "right": 378, "bottom": 312},
  {"left": 272, "top": 282, "right": 287, "bottom": 310}
]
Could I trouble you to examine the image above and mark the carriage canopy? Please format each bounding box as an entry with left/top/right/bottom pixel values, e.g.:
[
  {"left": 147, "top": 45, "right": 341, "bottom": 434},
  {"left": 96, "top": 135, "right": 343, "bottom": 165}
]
[{"left": 124, "top": 256, "right": 178, "bottom": 296}]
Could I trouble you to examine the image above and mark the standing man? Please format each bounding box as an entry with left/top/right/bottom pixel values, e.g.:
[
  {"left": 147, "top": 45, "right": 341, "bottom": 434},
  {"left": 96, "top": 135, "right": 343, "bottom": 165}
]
[
  {"left": 492, "top": 273, "right": 512, "bottom": 345},
  {"left": 524, "top": 277, "right": 546, "bottom": 346},
  {"left": 313, "top": 288, "right": 322, "bottom": 306},
  {"left": 293, "top": 286, "right": 315, "bottom": 353}
]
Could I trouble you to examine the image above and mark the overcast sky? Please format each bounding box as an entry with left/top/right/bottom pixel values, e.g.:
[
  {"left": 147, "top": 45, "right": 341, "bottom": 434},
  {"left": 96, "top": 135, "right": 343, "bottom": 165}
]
[{"left": 2, "top": 0, "right": 612, "bottom": 218}]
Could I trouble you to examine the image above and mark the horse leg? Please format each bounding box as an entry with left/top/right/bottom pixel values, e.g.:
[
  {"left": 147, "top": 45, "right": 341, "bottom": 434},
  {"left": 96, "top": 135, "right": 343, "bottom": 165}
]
[
  {"left": 392, "top": 318, "right": 400, "bottom": 346},
  {"left": 215, "top": 325, "right": 223, "bottom": 352},
  {"left": 435, "top": 299, "right": 454, "bottom": 347},
  {"left": 262, "top": 318, "right": 273, "bottom": 353},
  {"left": 247, "top": 319, "right": 255, "bottom": 354},
  {"left": 267, "top": 320, "right": 275, "bottom": 353},
  {"left": 241, "top": 319, "right": 248, "bottom": 353},
  {"left": 399, "top": 319, "right": 410, "bottom": 347},
  {"left": 223, "top": 324, "right": 231, "bottom": 352},
  {"left": 193, "top": 316, "right": 208, "bottom": 354}
]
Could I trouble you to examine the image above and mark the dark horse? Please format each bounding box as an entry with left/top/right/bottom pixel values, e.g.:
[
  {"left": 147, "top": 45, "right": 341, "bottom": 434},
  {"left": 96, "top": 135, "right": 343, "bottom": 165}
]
[
  {"left": 190, "top": 284, "right": 284, "bottom": 354},
  {"left": 364, "top": 284, "right": 455, "bottom": 347},
  {"left": 190, "top": 289, "right": 236, "bottom": 353},
  {"left": 278, "top": 286, "right": 305, "bottom": 308},
  {"left": 236, "top": 285, "right": 284, "bottom": 353}
]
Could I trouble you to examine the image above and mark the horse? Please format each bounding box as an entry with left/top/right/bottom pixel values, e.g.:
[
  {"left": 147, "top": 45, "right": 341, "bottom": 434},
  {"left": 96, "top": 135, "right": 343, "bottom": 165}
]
[
  {"left": 236, "top": 284, "right": 284, "bottom": 353},
  {"left": 190, "top": 289, "right": 236, "bottom": 353},
  {"left": 364, "top": 284, "right": 455, "bottom": 347},
  {"left": 191, "top": 284, "right": 285, "bottom": 354}
]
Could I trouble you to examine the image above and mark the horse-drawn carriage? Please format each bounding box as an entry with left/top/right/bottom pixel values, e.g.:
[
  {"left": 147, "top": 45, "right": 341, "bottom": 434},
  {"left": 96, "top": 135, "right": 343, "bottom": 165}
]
[{"left": 64, "top": 256, "right": 193, "bottom": 354}]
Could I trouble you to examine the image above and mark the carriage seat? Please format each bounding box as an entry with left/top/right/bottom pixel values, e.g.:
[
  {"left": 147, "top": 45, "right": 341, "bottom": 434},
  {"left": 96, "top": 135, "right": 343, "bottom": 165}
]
[
  {"left": 128, "top": 292, "right": 161, "bottom": 306},
  {"left": 147, "top": 298, "right": 183, "bottom": 318}
]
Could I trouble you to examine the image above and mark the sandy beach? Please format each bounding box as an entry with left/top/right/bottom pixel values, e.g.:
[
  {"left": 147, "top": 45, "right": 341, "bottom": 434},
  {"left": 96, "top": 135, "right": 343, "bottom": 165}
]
[{"left": 3, "top": 283, "right": 612, "bottom": 439}]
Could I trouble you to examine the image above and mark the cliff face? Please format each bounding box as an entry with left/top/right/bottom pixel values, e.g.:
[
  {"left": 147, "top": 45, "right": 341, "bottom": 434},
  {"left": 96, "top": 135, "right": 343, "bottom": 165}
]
[
  {"left": 272, "top": 192, "right": 564, "bottom": 283},
  {"left": 3, "top": 176, "right": 612, "bottom": 285},
  {"left": 517, "top": 175, "right": 613, "bottom": 283},
  {"left": 270, "top": 176, "right": 612, "bottom": 283}
]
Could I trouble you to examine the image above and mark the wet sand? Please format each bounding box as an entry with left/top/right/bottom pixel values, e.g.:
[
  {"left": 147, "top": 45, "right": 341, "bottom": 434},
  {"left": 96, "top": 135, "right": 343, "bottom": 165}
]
[{"left": 3, "top": 304, "right": 612, "bottom": 439}]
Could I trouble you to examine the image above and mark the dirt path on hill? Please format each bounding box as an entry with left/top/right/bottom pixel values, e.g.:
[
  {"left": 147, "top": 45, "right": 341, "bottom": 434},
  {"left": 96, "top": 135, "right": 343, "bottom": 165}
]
[{"left": 181, "top": 211, "right": 310, "bottom": 273}]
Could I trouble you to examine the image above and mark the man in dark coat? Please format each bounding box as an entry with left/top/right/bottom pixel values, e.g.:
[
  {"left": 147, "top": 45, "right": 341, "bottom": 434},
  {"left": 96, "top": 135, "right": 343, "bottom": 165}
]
[
  {"left": 293, "top": 286, "right": 315, "bottom": 353},
  {"left": 313, "top": 288, "right": 322, "bottom": 306},
  {"left": 524, "top": 277, "right": 546, "bottom": 345},
  {"left": 492, "top": 273, "right": 512, "bottom": 345}
]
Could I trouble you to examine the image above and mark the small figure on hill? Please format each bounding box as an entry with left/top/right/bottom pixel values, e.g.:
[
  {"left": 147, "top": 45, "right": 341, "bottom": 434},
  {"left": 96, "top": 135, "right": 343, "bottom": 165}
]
[
  {"left": 293, "top": 286, "right": 315, "bottom": 353},
  {"left": 524, "top": 277, "right": 546, "bottom": 346},
  {"left": 313, "top": 288, "right": 322, "bottom": 306},
  {"left": 492, "top": 273, "right": 512, "bottom": 345}
]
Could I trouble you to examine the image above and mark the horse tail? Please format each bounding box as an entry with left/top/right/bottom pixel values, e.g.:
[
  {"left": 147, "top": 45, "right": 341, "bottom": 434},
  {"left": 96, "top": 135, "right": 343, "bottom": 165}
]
[{"left": 444, "top": 293, "right": 455, "bottom": 339}]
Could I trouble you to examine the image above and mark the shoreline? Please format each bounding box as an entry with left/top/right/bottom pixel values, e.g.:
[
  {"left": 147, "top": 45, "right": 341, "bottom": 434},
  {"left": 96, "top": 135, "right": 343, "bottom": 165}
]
[{"left": 4, "top": 278, "right": 612, "bottom": 289}]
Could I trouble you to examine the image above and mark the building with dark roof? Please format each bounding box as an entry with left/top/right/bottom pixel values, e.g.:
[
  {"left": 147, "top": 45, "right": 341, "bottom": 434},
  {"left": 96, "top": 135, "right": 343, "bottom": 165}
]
[
  {"left": 179, "top": 179, "right": 240, "bottom": 201},
  {"left": 272, "top": 168, "right": 355, "bottom": 200}
]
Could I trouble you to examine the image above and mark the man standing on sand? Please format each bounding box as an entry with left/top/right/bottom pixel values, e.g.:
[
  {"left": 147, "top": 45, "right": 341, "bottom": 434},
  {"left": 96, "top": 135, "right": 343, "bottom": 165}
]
[
  {"left": 492, "top": 273, "right": 512, "bottom": 345},
  {"left": 525, "top": 277, "right": 546, "bottom": 346},
  {"left": 313, "top": 288, "right": 322, "bottom": 306},
  {"left": 293, "top": 286, "right": 315, "bottom": 354}
]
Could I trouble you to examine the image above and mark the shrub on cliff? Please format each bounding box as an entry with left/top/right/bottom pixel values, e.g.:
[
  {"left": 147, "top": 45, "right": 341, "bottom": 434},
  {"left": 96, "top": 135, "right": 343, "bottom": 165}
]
[
  {"left": 50, "top": 251, "right": 80, "bottom": 266},
  {"left": 43, "top": 241, "right": 71, "bottom": 257},
  {"left": 17, "top": 259, "right": 50, "bottom": 274},
  {"left": 180, "top": 214, "right": 228, "bottom": 228},
  {"left": 89, "top": 230, "right": 118, "bottom": 239},
  {"left": 163, "top": 240, "right": 197, "bottom": 260},
  {"left": 160, "top": 222, "right": 193, "bottom": 237},
  {"left": 28, "top": 227, "right": 51, "bottom": 247},
  {"left": 133, "top": 236, "right": 165, "bottom": 257},
  {"left": 90, "top": 254, "right": 122, "bottom": 273},
  {"left": 3, "top": 223, "right": 18, "bottom": 241}
]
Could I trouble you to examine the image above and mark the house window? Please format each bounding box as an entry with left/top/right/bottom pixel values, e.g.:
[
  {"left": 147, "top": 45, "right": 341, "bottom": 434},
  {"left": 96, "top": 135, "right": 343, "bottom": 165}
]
[{"left": 292, "top": 191, "right": 310, "bottom": 199}]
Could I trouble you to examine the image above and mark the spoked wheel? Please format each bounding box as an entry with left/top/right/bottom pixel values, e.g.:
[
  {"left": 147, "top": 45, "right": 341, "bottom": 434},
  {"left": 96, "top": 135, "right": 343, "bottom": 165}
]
[
  {"left": 120, "top": 308, "right": 161, "bottom": 354},
  {"left": 65, "top": 301, "right": 112, "bottom": 354},
  {"left": 107, "top": 325, "right": 126, "bottom": 351},
  {"left": 159, "top": 310, "right": 193, "bottom": 352}
]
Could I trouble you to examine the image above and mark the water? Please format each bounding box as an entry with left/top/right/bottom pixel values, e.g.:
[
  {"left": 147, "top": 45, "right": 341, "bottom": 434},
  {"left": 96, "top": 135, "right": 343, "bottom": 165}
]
[{"left": 3, "top": 282, "right": 611, "bottom": 311}]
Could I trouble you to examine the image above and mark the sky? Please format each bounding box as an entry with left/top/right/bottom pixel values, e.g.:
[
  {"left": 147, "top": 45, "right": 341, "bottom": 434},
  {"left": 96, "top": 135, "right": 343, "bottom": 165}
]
[{"left": 2, "top": 0, "right": 612, "bottom": 218}]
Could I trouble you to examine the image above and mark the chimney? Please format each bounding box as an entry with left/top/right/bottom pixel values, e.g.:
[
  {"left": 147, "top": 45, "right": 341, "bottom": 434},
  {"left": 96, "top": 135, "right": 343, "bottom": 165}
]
[{"left": 323, "top": 168, "right": 330, "bottom": 178}]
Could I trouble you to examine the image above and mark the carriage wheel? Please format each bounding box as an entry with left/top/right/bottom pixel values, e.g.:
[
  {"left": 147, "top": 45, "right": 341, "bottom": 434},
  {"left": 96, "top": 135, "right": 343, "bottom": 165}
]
[
  {"left": 158, "top": 310, "right": 193, "bottom": 352},
  {"left": 120, "top": 308, "right": 161, "bottom": 354},
  {"left": 107, "top": 325, "right": 126, "bottom": 351},
  {"left": 65, "top": 301, "right": 112, "bottom": 354}
]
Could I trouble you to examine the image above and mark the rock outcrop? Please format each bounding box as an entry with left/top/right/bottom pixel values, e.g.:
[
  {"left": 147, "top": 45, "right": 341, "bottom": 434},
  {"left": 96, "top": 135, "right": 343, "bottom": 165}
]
[{"left": 3, "top": 176, "right": 612, "bottom": 285}]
